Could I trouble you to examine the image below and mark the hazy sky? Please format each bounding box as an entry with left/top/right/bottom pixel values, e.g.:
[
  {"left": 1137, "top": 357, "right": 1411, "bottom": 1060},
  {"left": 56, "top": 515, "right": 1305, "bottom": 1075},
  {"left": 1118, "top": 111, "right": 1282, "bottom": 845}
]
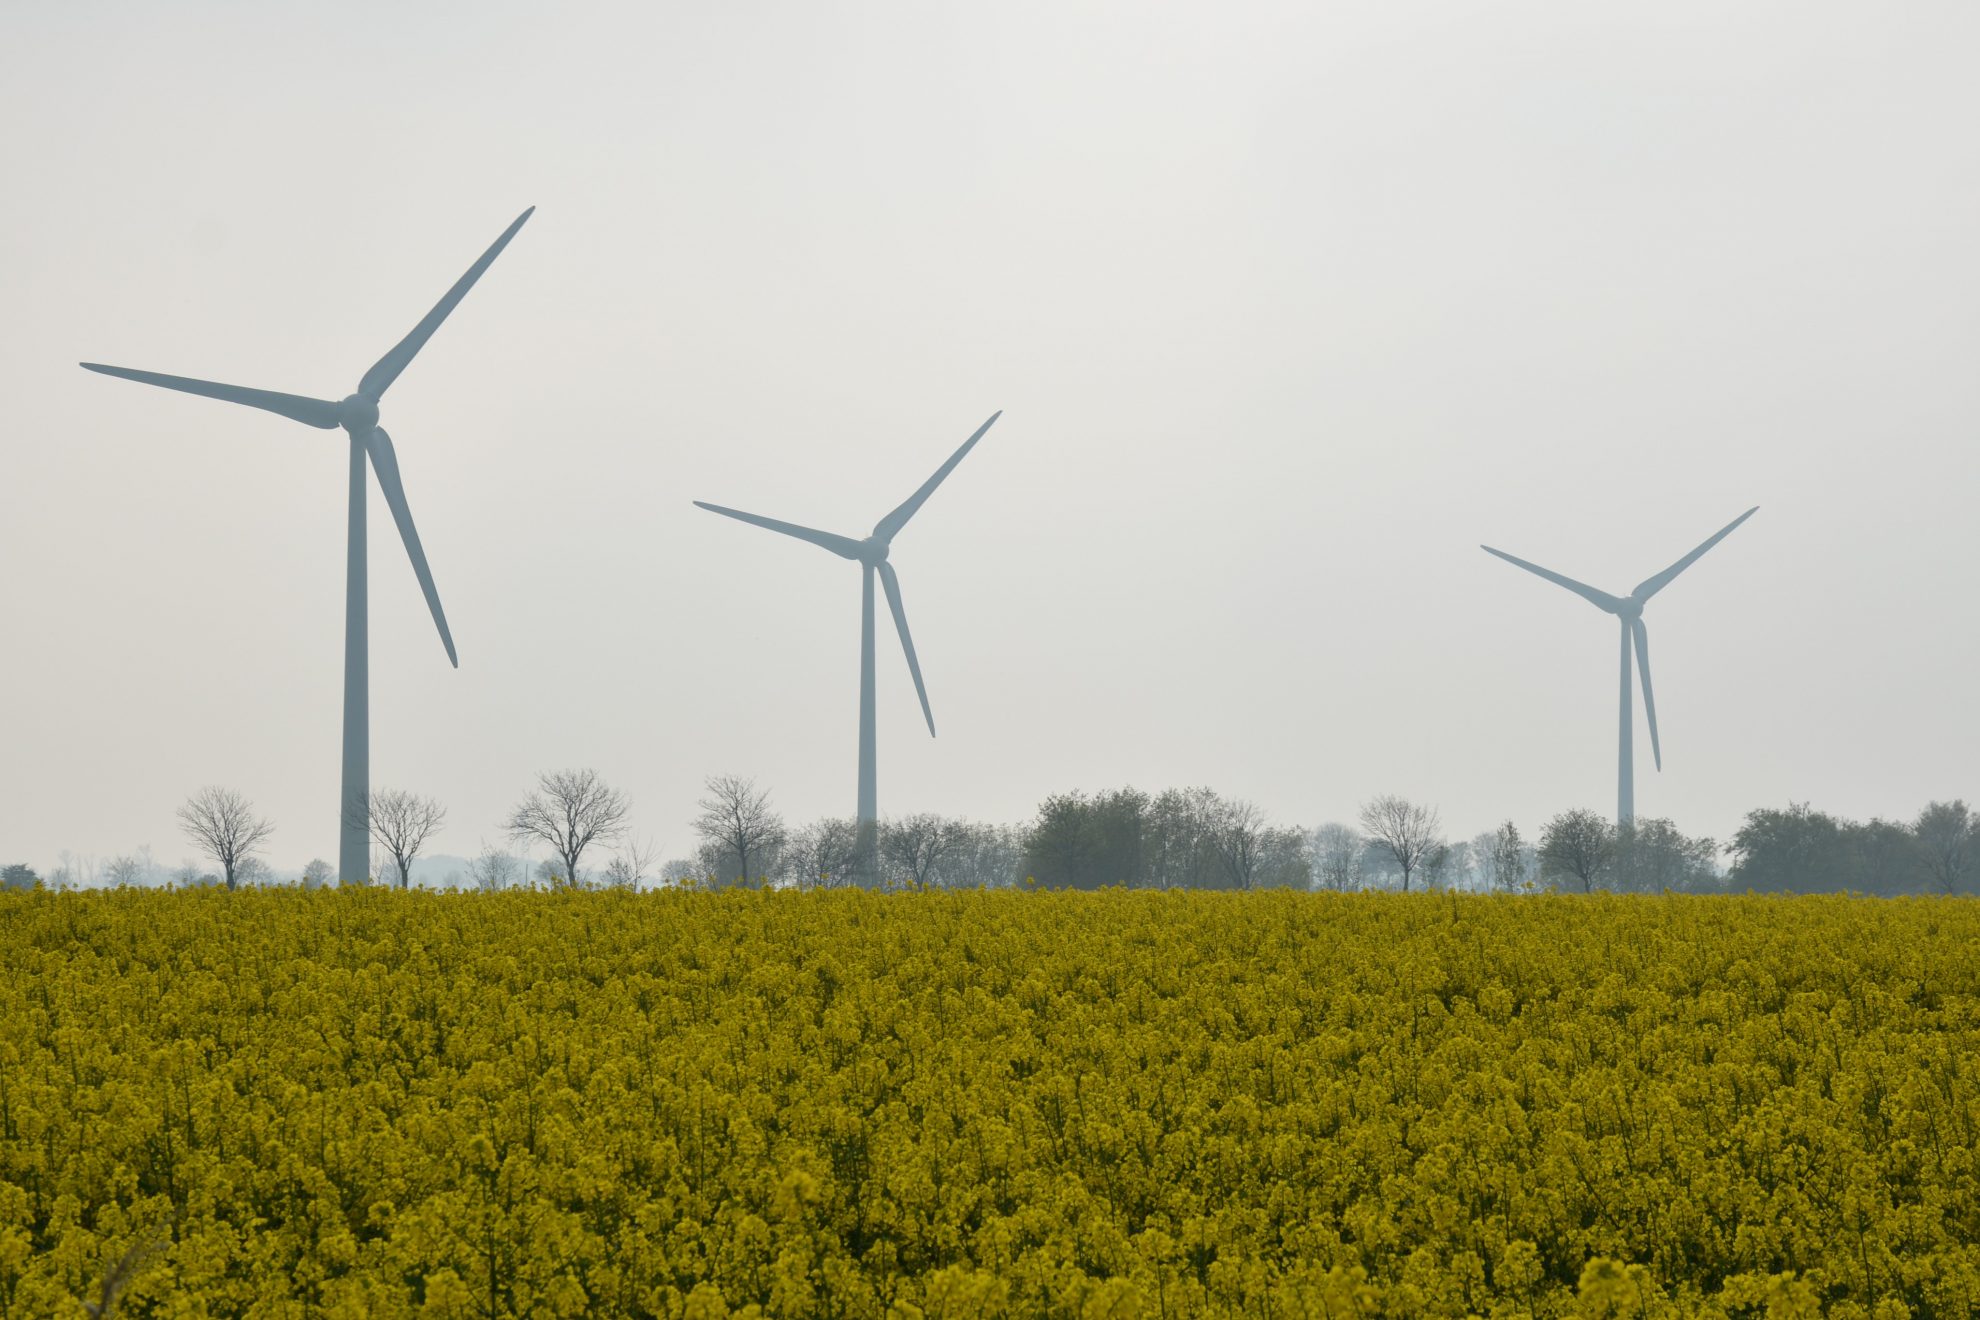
[{"left": 4, "top": 1, "right": 1976, "bottom": 877}]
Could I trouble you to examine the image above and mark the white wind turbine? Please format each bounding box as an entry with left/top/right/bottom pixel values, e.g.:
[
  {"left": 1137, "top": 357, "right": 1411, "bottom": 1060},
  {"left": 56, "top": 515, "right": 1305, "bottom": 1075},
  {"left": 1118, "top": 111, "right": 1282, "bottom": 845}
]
[
  {"left": 695, "top": 411, "right": 1001, "bottom": 882},
  {"left": 82, "top": 207, "right": 533, "bottom": 882},
  {"left": 1482, "top": 506, "right": 1758, "bottom": 824}
]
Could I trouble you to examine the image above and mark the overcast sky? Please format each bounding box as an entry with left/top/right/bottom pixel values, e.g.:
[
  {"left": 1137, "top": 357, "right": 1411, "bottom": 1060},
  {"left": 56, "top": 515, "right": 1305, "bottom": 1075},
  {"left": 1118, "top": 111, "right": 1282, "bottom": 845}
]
[{"left": 3, "top": 1, "right": 1975, "bottom": 877}]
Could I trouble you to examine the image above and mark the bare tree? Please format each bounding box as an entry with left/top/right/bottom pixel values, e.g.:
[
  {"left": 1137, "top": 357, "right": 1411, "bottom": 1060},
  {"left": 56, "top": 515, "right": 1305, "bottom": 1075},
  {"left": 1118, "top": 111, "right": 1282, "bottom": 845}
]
[
  {"left": 603, "top": 836, "right": 661, "bottom": 891},
  {"left": 788, "top": 817, "right": 864, "bottom": 889},
  {"left": 52, "top": 850, "right": 95, "bottom": 889},
  {"left": 1358, "top": 795, "right": 1443, "bottom": 893},
  {"left": 507, "top": 769, "right": 630, "bottom": 887},
  {"left": 1311, "top": 823, "right": 1364, "bottom": 891},
  {"left": 176, "top": 787, "right": 275, "bottom": 890},
  {"left": 931, "top": 822, "right": 1022, "bottom": 890},
  {"left": 466, "top": 842, "right": 523, "bottom": 892},
  {"left": 1255, "top": 826, "right": 1315, "bottom": 889},
  {"left": 659, "top": 857, "right": 701, "bottom": 888},
  {"left": 1486, "top": 820, "right": 1530, "bottom": 893},
  {"left": 1146, "top": 787, "right": 1219, "bottom": 890},
  {"left": 1208, "top": 796, "right": 1269, "bottom": 890},
  {"left": 692, "top": 774, "right": 786, "bottom": 886},
  {"left": 1539, "top": 808, "right": 1616, "bottom": 892},
  {"left": 301, "top": 858, "right": 335, "bottom": 890},
  {"left": 881, "top": 813, "right": 962, "bottom": 890},
  {"left": 103, "top": 854, "right": 147, "bottom": 888},
  {"left": 354, "top": 788, "right": 447, "bottom": 890},
  {"left": 1914, "top": 800, "right": 1975, "bottom": 895}
]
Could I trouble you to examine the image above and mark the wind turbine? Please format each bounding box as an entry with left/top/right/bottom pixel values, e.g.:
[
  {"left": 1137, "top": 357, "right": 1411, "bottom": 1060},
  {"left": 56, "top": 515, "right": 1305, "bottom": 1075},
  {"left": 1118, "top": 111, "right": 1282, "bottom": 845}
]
[
  {"left": 82, "top": 207, "right": 533, "bottom": 883},
  {"left": 1481, "top": 506, "right": 1758, "bottom": 825},
  {"left": 695, "top": 411, "right": 1001, "bottom": 883}
]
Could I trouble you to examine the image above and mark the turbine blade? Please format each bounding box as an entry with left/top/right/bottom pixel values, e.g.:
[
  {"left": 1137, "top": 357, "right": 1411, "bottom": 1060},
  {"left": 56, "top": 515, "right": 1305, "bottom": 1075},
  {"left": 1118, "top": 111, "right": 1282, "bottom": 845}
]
[
  {"left": 1632, "top": 506, "right": 1759, "bottom": 601},
  {"left": 1631, "top": 615, "right": 1661, "bottom": 771},
  {"left": 1480, "top": 545, "right": 1623, "bottom": 613},
  {"left": 357, "top": 207, "right": 534, "bottom": 401},
  {"left": 872, "top": 411, "right": 1001, "bottom": 542},
  {"left": 80, "top": 363, "right": 343, "bottom": 429},
  {"left": 365, "top": 426, "right": 457, "bottom": 667},
  {"left": 877, "top": 561, "right": 934, "bottom": 736},
  {"left": 692, "top": 501, "right": 865, "bottom": 559}
]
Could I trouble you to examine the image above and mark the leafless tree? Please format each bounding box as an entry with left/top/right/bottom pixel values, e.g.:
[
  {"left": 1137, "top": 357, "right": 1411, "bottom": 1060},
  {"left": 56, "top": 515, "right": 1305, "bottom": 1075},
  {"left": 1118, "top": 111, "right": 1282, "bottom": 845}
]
[
  {"left": 353, "top": 788, "right": 448, "bottom": 890},
  {"left": 1147, "top": 787, "right": 1219, "bottom": 890},
  {"left": 507, "top": 768, "right": 630, "bottom": 887},
  {"left": 103, "top": 854, "right": 147, "bottom": 888},
  {"left": 301, "top": 858, "right": 335, "bottom": 890},
  {"left": 1486, "top": 820, "right": 1530, "bottom": 893},
  {"left": 1255, "top": 826, "right": 1315, "bottom": 889},
  {"left": 881, "top": 813, "right": 963, "bottom": 890},
  {"left": 1358, "top": 794, "right": 1443, "bottom": 893},
  {"left": 603, "top": 836, "right": 661, "bottom": 891},
  {"left": 1914, "top": 800, "right": 1975, "bottom": 895},
  {"left": 1539, "top": 808, "right": 1615, "bottom": 892},
  {"left": 52, "top": 850, "right": 94, "bottom": 889},
  {"left": 466, "top": 842, "right": 523, "bottom": 892},
  {"left": 1311, "top": 823, "right": 1364, "bottom": 891},
  {"left": 659, "top": 857, "right": 701, "bottom": 888},
  {"left": 788, "top": 817, "right": 864, "bottom": 890},
  {"left": 942, "top": 822, "right": 1027, "bottom": 890},
  {"left": 176, "top": 787, "right": 275, "bottom": 890},
  {"left": 1208, "top": 796, "right": 1269, "bottom": 890},
  {"left": 692, "top": 774, "right": 786, "bottom": 886}
]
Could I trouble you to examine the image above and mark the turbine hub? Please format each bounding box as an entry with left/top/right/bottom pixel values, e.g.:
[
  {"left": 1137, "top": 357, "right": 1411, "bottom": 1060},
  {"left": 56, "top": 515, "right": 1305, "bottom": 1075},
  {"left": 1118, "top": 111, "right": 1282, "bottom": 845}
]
[
  {"left": 340, "top": 394, "right": 380, "bottom": 432},
  {"left": 1618, "top": 598, "right": 1644, "bottom": 620},
  {"left": 858, "top": 536, "right": 890, "bottom": 565}
]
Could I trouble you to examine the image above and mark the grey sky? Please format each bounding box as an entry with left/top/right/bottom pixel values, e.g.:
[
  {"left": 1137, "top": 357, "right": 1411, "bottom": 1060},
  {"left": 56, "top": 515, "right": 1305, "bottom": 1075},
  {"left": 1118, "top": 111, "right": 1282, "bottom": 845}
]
[{"left": 4, "top": 1, "right": 1975, "bottom": 876}]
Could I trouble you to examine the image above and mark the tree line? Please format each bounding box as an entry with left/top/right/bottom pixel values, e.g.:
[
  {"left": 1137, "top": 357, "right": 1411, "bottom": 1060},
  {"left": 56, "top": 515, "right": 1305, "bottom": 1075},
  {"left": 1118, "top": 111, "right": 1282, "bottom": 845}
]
[{"left": 3, "top": 778, "right": 1972, "bottom": 897}]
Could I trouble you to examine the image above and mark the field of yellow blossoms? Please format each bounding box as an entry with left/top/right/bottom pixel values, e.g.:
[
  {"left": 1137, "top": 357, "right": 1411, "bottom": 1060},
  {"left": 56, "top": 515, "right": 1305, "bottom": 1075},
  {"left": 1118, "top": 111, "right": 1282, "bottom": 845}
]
[{"left": 1, "top": 888, "right": 1975, "bottom": 1318}]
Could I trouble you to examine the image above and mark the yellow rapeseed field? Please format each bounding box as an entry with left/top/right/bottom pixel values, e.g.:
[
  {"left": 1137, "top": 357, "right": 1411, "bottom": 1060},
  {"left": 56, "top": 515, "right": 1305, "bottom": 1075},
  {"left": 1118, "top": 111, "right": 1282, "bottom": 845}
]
[{"left": 1, "top": 889, "right": 1975, "bottom": 1318}]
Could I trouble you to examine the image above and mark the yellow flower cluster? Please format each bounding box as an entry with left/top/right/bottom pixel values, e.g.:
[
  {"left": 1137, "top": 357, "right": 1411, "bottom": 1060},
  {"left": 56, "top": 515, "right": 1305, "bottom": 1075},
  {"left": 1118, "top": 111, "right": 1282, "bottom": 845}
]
[{"left": 1, "top": 888, "right": 1976, "bottom": 1318}]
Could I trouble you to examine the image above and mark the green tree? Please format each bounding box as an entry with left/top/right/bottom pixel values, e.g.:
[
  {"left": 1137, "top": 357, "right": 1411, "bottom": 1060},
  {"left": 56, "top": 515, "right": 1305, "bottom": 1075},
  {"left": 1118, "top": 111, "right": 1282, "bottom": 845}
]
[
  {"left": 1023, "top": 788, "right": 1149, "bottom": 888},
  {"left": 1610, "top": 818, "right": 1719, "bottom": 892},
  {"left": 1914, "top": 800, "right": 1975, "bottom": 895},
  {"left": 1538, "top": 809, "right": 1615, "bottom": 893}
]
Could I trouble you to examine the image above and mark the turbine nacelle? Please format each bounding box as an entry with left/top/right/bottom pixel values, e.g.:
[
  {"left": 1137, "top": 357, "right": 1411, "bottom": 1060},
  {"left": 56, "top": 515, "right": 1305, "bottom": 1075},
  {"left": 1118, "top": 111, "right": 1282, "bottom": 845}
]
[
  {"left": 857, "top": 535, "right": 891, "bottom": 565},
  {"left": 340, "top": 394, "right": 381, "bottom": 433}
]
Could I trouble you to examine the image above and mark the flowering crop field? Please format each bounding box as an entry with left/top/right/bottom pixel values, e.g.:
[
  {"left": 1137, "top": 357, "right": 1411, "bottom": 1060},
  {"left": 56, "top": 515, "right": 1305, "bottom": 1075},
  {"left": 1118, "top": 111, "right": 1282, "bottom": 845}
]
[{"left": 1, "top": 889, "right": 1976, "bottom": 1318}]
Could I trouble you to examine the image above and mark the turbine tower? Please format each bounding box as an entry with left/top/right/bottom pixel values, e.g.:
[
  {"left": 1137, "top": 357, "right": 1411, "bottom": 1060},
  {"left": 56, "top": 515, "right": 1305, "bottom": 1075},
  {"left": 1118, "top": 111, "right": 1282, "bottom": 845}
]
[
  {"left": 1481, "top": 506, "right": 1757, "bottom": 825},
  {"left": 82, "top": 208, "right": 533, "bottom": 883},
  {"left": 695, "top": 411, "right": 1001, "bottom": 883}
]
